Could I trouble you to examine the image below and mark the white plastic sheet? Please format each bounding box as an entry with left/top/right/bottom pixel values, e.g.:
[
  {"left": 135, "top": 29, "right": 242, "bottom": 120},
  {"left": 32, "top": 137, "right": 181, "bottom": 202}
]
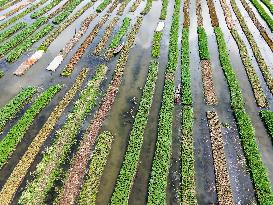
[
  {"left": 156, "top": 21, "right": 165, "bottom": 32},
  {"left": 46, "top": 55, "right": 64, "bottom": 71}
]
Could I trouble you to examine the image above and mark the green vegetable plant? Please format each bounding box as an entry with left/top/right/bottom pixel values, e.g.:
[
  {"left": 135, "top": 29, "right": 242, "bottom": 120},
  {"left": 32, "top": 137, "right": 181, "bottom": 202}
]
[
  {"left": 7, "top": 24, "right": 53, "bottom": 63},
  {"left": 96, "top": 0, "right": 110, "bottom": 12},
  {"left": 147, "top": 0, "right": 181, "bottom": 203},
  {"left": 78, "top": 131, "right": 114, "bottom": 205},
  {"left": 0, "top": 70, "right": 88, "bottom": 205},
  {"left": 19, "top": 65, "right": 107, "bottom": 205},
  {"left": 31, "top": 0, "right": 62, "bottom": 18},
  {"left": 0, "top": 22, "right": 27, "bottom": 43},
  {"left": 111, "top": 60, "right": 159, "bottom": 204},
  {"left": 0, "top": 84, "right": 61, "bottom": 169},
  {"left": 0, "top": 87, "right": 37, "bottom": 133},
  {"left": 151, "top": 31, "right": 162, "bottom": 58},
  {"left": 0, "top": 70, "right": 4, "bottom": 78},
  {"left": 0, "top": 17, "right": 48, "bottom": 58},
  {"left": 141, "top": 0, "right": 153, "bottom": 15},
  {"left": 108, "top": 17, "right": 131, "bottom": 49},
  {"left": 52, "top": 0, "right": 83, "bottom": 24},
  {"left": 248, "top": 0, "right": 273, "bottom": 31},
  {"left": 197, "top": 27, "right": 210, "bottom": 60},
  {"left": 0, "top": 0, "right": 48, "bottom": 30},
  {"left": 260, "top": 110, "right": 273, "bottom": 137},
  {"left": 160, "top": 0, "right": 168, "bottom": 19}
]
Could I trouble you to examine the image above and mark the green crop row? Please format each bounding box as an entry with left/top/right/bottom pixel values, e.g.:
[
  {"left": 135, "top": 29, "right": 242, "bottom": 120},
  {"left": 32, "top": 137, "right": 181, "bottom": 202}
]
[
  {"left": 96, "top": 0, "right": 110, "bottom": 12},
  {"left": 0, "top": 0, "right": 48, "bottom": 30},
  {"left": 78, "top": 131, "right": 114, "bottom": 205},
  {"left": 0, "top": 17, "right": 48, "bottom": 58},
  {"left": 7, "top": 24, "right": 53, "bottom": 63},
  {"left": 0, "top": 87, "right": 37, "bottom": 133},
  {"left": 260, "top": 0, "right": 273, "bottom": 14},
  {"left": 141, "top": 0, "right": 153, "bottom": 15},
  {"left": 0, "top": 0, "right": 9, "bottom": 7},
  {"left": 0, "top": 70, "right": 88, "bottom": 205},
  {"left": 111, "top": 60, "right": 159, "bottom": 204},
  {"left": 38, "top": 0, "right": 95, "bottom": 51},
  {"left": 260, "top": 110, "right": 273, "bottom": 137},
  {"left": 230, "top": 29, "right": 267, "bottom": 108},
  {"left": 52, "top": 0, "right": 82, "bottom": 24},
  {"left": 0, "top": 22, "right": 27, "bottom": 43},
  {"left": 0, "top": 70, "right": 3, "bottom": 78},
  {"left": 181, "top": 28, "right": 192, "bottom": 105},
  {"left": 151, "top": 31, "right": 162, "bottom": 58},
  {"left": 0, "top": 84, "right": 61, "bottom": 169},
  {"left": 181, "top": 106, "right": 197, "bottom": 204},
  {"left": 147, "top": 0, "right": 181, "bottom": 203},
  {"left": 108, "top": 17, "right": 131, "bottom": 49},
  {"left": 19, "top": 65, "right": 107, "bottom": 205},
  {"left": 197, "top": 27, "right": 210, "bottom": 60},
  {"left": 214, "top": 26, "right": 273, "bottom": 204},
  {"left": 160, "top": 0, "right": 168, "bottom": 20},
  {"left": 249, "top": 0, "right": 273, "bottom": 31},
  {"left": 31, "top": 0, "right": 63, "bottom": 18},
  {"left": 0, "top": 0, "right": 21, "bottom": 10},
  {"left": 230, "top": 0, "right": 273, "bottom": 94},
  {"left": 214, "top": 27, "right": 244, "bottom": 109}
]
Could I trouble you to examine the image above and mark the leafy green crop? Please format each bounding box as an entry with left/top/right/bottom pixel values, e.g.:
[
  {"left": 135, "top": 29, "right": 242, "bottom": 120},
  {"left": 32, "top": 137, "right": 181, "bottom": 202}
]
[
  {"left": 96, "top": 0, "right": 110, "bottom": 12},
  {"left": 249, "top": 0, "right": 273, "bottom": 31},
  {"left": 151, "top": 31, "right": 162, "bottom": 58},
  {"left": 79, "top": 131, "right": 113, "bottom": 204},
  {"left": 0, "top": 22, "right": 27, "bottom": 43},
  {"left": 31, "top": 0, "right": 62, "bottom": 18},
  {"left": 0, "top": 87, "right": 37, "bottom": 133},
  {"left": 260, "top": 110, "right": 273, "bottom": 137},
  {"left": 160, "top": 0, "right": 168, "bottom": 20},
  {"left": 7, "top": 24, "right": 53, "bottom": 63},
  {"left": 52, "top": 0, "right": 83, "bottom": 24},
  {"left": 111, "top": 60, "right": 158, "bottom": 204},
  {"left": 0, "top": 85, "right": 60, "bottom": 169},
  {"left": 260, "top": 0, "right": 273, "bottom": 14},
  {"left": 0, "top": 70, "right": 4, "bottom": 78},
  {"left": 0, "top": 17, "right": 48, "bottom": 58},
  {"left": 141, "top": 0, "right": 153, "bottom": 15},
  {"left": 108, "top": 17, "right": 131, "bottom": 49},
  {"left": 197, "top": 27, "right": 210, "bottom": 60},
  {"left": 20, "top": 65, "right": 107, "bottom": 205}
]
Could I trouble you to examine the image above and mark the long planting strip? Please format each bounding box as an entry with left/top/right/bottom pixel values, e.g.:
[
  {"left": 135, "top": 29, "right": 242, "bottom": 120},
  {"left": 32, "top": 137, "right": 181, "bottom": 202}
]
[
  {"left": 0, "top": 22, "right": 27, "bottom": 43},
  {"left": 19, "top": 65, "right": 107, "bottom": 205},
  {"left": 206, "top": 111, "right": 233, "bottom": 204},
  {"left": 0, "top": 0, "right": 23, "bottom": 11},
  {"left": 14, "top": 0, "right": 96, "bottom": 76},
  {"left": 0, "top": 70, "right": 4, "bottom": 78},
  {"left": 78, "top": 131, "right": 114, "bottom": 205},
  {"left": 239, "top": 0, "right": 273, "bottom": 52},
  {"left": 52, "top": 0, "right": 83, "bottom": 24},
  {"left": 96, "top": 0, "right": 111, "bottom": 12},
  {"left": 214, "top": 26, "right": 273, "bottom": 204},
  {"left": 93, "top": 17, "right": 119, "bottom": 55},
  {"left": 117, "top": 0, "right": 130, "bottom": 15},
  {"left": 31, "top": 0, "right": 62, "bottom": 18},
  {"left": 61, "top": 14, "right": 110, "bottom": 76},
  {"left": 0, "top": 69, "right": 88, "bottom": 205},
  {"left": 7, "top": 24, "right": 53, "bottom": 63},
  {"left": 260, "top": 110, "right": 273, "bottom": 137},
  {"left": 0, "top": 17, "right": 48, "bottom": 58},
  {"left": 260, "top": 0, "right": 273, "bottom": 14},
  {"left": 110, "top": 60, "right": 158, "bottom": 204},
  {"left": 0, "top": 84, "right": 61, "bottom": 169},
  {"left": 46, "top": 13, "right": 97, "bottom": 72},
  {"left": 130, "top": 0, "right": 141, "bottom": 12},
  {"left": 141, "top": 0, "right": 152, "bottom": 15},
  {"left": 248, "top": 0, "right": 273, "bottom": 31},
  {"left": 0, "top": 0, "right": 49, "bottom": 30},
  {"left": 0, "top": 0, "right": 32, "bottom": 21},
  {"left": 105, "top": 17, "right": 131, "bottom": 59},
  {"left": 151, "top": 31, "right": 162, "bottom": 58},
  {"left": 218, "top": 0, "right": 268, "bottom": 107},
  {"left": 0, "top": 87, "right": 37, "bottom": 133},
  {"left": 180, "top": 1, "right": 197, "bottom": 203},
  {"left": 147, "top": 0, "right": 181, "bottom": 203},
  {"left": 230, "top": 0, "right": 273, "bottom": 95},
  {"left": 47, "top": 0, "right": 74, "bottom": 19},
  {"left": 57, "top": 17, "right": 143, "bottom": 205}
]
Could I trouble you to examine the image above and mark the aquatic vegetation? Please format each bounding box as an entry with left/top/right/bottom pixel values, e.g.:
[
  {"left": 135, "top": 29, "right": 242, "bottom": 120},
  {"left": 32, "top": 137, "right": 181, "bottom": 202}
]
[
  {"left": 0, "top": 84, "right": 61, "bottom": 169},
  {"left": 111, "top": 60, "right": 158, "bottom": 204},
  {"left": 19, "top": 66, "right": 107, "bottom": 205},
  {"left": 0, "top": 70, "right": 88, "bottom": 205},
  {"left": 78, "top": 131, "right": 114, "bottom": 205},
  {"left": 0, "top": 87, "right": 37, "bottom": 133},
  {"left": 260, "top": 110, "right": 273, "bottom": 137}
]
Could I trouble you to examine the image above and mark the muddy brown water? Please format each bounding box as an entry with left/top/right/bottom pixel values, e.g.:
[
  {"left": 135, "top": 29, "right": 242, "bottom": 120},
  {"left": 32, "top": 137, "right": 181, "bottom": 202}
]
[{"left": 0, "top": 0, "right": 273, "bottom": 204}]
